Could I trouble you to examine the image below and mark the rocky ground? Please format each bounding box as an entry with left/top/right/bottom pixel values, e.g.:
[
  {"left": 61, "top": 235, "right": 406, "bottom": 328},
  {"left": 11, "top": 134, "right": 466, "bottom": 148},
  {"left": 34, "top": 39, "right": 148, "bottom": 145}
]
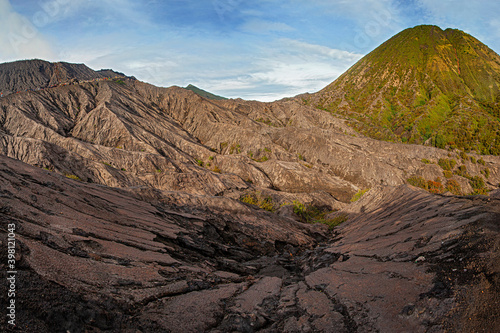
[
  {"left": 1, "top": 62, "right": 499, "bottom": 332},
  {"left": 0, "top": 155, "right": 498, "bottom": 332}
]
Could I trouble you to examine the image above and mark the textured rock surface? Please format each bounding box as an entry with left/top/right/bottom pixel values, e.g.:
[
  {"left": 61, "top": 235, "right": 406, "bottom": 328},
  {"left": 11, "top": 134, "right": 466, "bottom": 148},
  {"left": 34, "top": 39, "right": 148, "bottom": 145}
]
[
  {"left": 1, "top": 59, "right": 499, "bottom": 332},
  {"left": 0, "top": 156, "right": 498, "bottom": 332},
  {"left": 0, "top": 59, "right": 125, "bottom": 97},
  {"left": 1, "top": 68, "right": 498, "bottom": 205}
]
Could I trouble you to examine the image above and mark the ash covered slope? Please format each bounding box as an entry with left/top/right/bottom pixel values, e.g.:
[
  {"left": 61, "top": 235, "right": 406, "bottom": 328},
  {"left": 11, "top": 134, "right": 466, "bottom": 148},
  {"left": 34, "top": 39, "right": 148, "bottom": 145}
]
[
  {"left": 305, "top": 25, "right": 500, "bottom": 155},
  {"left": 0, "top": 155, "right": 498, "bottom": 332},
  {"left": 0, "top": 59, "right": 125, "bottom": 97},
  {"left": 1, "top": 67, "right": 498, "bottom": 205}
]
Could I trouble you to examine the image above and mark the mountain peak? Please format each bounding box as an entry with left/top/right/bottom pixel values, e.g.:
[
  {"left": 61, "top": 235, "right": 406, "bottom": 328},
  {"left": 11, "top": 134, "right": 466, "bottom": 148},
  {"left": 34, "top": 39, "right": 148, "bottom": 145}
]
[
  {"left": 306, "top": 25, "right": 500, "bottom": 155},
  {"left": 184, "top": 84, "right": 227, "bottom": 100},
  {"left": 0, "top": 59, "right": 127, "bottom": 97}
]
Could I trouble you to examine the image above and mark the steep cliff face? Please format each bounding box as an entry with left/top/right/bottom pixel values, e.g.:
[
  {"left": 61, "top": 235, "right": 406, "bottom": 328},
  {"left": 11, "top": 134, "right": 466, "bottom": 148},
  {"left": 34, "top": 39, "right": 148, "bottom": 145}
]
[{"left": 305, "top": 25, "right": 500, "bottom": 155}]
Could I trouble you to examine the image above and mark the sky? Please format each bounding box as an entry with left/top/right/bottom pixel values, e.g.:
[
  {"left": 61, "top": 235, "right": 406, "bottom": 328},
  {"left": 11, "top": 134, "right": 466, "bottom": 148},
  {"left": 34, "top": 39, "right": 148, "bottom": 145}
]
[{"left": 1, "top": 0, "right": 500, "bottom": 101}]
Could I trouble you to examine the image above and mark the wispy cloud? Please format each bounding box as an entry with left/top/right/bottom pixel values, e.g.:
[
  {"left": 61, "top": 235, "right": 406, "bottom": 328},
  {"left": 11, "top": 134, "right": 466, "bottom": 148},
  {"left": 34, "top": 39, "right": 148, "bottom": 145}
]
[
  {"left": 2, "top": 0, "right": 500, "bottom": 102},
  {"left": 240, "top": 19, "right": 295, "bottom": 34}
]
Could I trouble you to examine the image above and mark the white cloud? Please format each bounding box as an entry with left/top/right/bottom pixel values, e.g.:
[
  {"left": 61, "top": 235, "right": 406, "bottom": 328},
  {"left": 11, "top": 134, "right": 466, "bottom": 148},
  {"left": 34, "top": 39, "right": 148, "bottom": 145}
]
[{"left": 0, "top": 0, "right": 55, "bottom": 62}]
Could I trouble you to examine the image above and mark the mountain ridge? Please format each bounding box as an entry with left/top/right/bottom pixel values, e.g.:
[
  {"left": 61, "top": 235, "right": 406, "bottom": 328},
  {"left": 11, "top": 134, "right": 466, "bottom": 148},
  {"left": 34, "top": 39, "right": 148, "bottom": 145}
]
[{"left": 0, "top": 59, "right": 128, "bottom": 97}]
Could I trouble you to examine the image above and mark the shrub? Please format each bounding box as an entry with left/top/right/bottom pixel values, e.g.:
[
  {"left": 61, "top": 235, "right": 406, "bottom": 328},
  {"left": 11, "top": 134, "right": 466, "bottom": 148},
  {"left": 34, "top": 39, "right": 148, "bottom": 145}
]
[
  {"left": 212, "top": 166, "right": 221, "bottom": 173},
  {"left": 196, "top": 159, "right": 204, "bottom": 167},
  {"left": 469, "top": 176, "right": 487, "bottom": 195},
  {"left": 407, "top": 176, "right": 428, "bottom": 190},
  {"left": 454, "top": 165, "right": 469, "bottom": 178},
  {"left": 255, "top": 156, "right": 268, "bottom": 162},
  {"left": 443, "top": 170, "right": 453, "bottom": 178},
  {"left": 438, "top": 158, "right": 457, "bottom": 171},
  {"left": 208, "top": 156, "right": 214, "bottom": 161},
  {"left": 156, "top": 169, "right": 162, "bottom": 173},
  {"left": 478, "top": 158, "right": 486, "bottom": 166},
  {"left": 470, "top": 156, "right": 476, "bottom": 164},
  {"left": 102, "top": 162, "right": 112, "bottom": 167},
  {"left": 421, "top": 158, "right": 432, "bottom": 164},
  {"left": 427, "top": 179, "right": 444, "bottom": 194},
  {"left": 446, "top": 179, "right": 462, "bottom": 195},
  {"left": 298, "top": 154, "right": 305, "bottom": 161},
  {"left": 264, "top": 147, "right": 271, "bottom": 152},
  {"left": 459, "top": 151, "right": 469, "bottom": 161},
  {"left": 121, "top": 168, "right": 126, "bottom": 171},
  {"left": 351, "top": 189, "right": 369, "bottom": 202},
  {"left": 481, "top": 168, "right": 490, "bottom": 179}
]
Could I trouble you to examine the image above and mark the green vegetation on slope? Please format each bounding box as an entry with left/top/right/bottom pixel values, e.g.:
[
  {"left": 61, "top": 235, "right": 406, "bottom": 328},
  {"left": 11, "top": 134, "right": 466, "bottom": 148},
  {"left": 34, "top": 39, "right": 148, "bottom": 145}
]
[
  {"left": 185, "top": 84, "right": 228, "bottom": 100},
  {"left": 308, "top": 25, "right": 500, "bottom": 155}
]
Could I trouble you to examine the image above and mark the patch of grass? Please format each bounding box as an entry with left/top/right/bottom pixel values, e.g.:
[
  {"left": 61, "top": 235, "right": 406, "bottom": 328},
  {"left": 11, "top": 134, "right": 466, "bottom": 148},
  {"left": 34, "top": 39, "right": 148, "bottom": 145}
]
[
  {"left": 255, "top": 156, "right": 268, "bottom": 162},
  {"left": 240, "top": 192, "right": 275, "bottom": 212},
  {"left": 478, "top": 158, "right": 486, "bottom": 166},
  {"left": 208, "top": 156, "right": 214, "bottom": 161},
  {"left": 264, "top": 147, "right": 271, "bottom": 153},
  {"left": 196, "top": 159, "right": 204, "bottom": 167},
  {"left": 322, "top": 215, "right": 348, "bottom": 230},
  {"left": 350, "top": 189, "right": 369, "bottom": 202},
  {"left": 298, "top": 153, "right": 305, "bottom": 161},
  {"left": 256, "top": 118, "right": 279, "bottom": 127},
  {"left": 421, "top": 158, "right": 432, "bottom": 164},
  {"left": 213, "top": 166, "right": 221, "bottom": 173},
  {"left": 65, "top": 174, "right": 82, "bottom": 181},
  {"left": 102, "top": 162, "right": 112, "bottom": 167},
  {"left": 156, "top": 169, "right": 162, "bottom": 173},
  {"left": 284, "top": 201, "right": 347, "bottom": 230}
]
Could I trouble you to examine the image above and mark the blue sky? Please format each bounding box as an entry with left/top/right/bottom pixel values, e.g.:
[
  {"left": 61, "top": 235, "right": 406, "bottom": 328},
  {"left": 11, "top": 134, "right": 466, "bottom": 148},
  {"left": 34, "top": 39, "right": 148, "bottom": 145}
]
[{"left": 1, "top": 0, "right": 500, "bottom": 101}]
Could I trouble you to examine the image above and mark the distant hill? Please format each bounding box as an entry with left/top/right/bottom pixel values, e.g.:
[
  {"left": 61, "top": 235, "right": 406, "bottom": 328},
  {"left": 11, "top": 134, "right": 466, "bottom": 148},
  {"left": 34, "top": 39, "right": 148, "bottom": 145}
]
[
  {"left": 185, "top": 84, "right": 227, "bottom": 100},
  {"left": 0, "top": 59, "right": 127, "bottom": 96},
  {"left": 305, "top": 25, "right": 500, "bottom": 155}
]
